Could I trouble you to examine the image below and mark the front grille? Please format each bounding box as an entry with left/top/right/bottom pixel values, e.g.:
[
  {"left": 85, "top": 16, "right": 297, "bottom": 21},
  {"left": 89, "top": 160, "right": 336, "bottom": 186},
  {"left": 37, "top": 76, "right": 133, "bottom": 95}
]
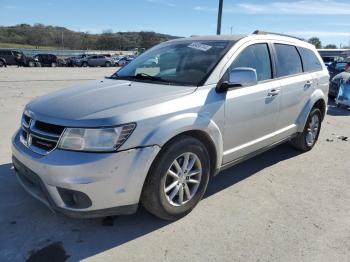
[{"left": 20, "top": 113, "right": 65, "bottom": 155}]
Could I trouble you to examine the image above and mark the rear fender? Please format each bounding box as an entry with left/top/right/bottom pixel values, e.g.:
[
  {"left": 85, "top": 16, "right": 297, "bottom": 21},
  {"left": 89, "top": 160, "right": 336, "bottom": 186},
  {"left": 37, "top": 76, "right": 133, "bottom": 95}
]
[{"left": 296, "top": 89, "right": 326, "bottom": 132}]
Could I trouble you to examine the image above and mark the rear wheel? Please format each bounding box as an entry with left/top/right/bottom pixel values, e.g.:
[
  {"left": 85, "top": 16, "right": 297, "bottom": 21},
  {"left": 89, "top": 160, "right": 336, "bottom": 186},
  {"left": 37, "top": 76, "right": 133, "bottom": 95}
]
[
  {"left": 82, "top": 62, "right": 88, "bottom": 67},
  {"left": 142, "top": 135, "right": 210, "bottom": 220},
  {"left": 105, "top": 61, "right": 111, "bottom": 67},
  {"left": 291, "top": 108, "right": 322, "bottom": 151},
  {"left": 0, "top": 60, "right": 4, "bottom": 67}
]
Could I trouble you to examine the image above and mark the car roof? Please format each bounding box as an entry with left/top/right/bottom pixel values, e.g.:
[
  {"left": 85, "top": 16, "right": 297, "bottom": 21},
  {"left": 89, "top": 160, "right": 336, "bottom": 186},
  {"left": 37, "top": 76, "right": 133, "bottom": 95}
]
[
  {"left": 168, "top": 32, "right": 314, "bottom": 49},
  {"left": 169, "top": 34, "right": 246, "bottom": 43}
]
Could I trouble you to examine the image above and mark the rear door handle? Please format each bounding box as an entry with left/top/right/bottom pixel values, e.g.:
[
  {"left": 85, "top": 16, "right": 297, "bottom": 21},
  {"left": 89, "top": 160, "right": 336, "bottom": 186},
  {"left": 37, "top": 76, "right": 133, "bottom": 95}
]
[
  {"left": 304, "top": 80, "right": 313, "bottom": 89},
  {"left": 267, "top": 89, "right": 280, "bottom": 97}
]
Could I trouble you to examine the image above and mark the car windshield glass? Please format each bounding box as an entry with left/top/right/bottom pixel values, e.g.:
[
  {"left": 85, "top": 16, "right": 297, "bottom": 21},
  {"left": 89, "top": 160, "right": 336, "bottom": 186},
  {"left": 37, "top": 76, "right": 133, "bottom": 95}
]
[{"left": 111, "top": 40, "right": 232, "bottom": 86}]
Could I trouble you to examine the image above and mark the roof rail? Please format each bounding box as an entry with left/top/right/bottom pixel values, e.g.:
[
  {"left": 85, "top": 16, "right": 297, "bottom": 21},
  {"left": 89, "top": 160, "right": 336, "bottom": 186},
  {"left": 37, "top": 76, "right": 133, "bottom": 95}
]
[{"left": 252, "top": 30, "right": 305, "bottom": 41}]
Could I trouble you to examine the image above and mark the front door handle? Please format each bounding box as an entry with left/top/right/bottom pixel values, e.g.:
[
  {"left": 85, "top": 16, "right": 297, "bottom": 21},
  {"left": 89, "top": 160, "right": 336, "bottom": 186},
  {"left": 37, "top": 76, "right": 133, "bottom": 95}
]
[{"left": 267, "top": 89, "right": 280, "bottom": 97}]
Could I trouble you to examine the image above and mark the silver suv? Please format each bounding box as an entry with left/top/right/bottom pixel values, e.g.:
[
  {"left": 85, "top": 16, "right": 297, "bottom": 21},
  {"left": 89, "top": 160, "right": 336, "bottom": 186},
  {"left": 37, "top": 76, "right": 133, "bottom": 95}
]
[
  {"left": 75, "top": 55, "right": 114, "bottom": 67},
  {"left": 12, "top": 32, "right": 329, "bottom": 220}
]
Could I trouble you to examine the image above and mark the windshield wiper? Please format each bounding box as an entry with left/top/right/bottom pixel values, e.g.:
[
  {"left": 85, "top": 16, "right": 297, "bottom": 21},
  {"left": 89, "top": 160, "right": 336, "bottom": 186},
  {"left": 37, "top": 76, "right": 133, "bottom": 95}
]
[
  {"left": 133, "top": 73, "right": 169, "bottom": 83},
  {"left": 107, "top": 73, "right": 193, "bottom": 86},
  {"left": 107, "top": 73, "right": 169, "bottom": 83}
]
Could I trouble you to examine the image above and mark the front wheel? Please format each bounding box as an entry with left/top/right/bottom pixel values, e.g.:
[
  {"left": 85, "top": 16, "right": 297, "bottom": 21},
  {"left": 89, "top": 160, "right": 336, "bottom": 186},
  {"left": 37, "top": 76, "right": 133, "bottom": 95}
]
[
  {"left": 142, "top": 136, "right": 210, "bottom": 220},
  {"left": 291, "top": 108, "right": 322, "bottom": 151}
]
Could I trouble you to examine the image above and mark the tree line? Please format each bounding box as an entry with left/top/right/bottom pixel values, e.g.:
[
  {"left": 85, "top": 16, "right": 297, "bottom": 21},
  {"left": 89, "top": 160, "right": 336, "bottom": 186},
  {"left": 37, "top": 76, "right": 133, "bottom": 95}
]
[
  {"left": 0, "top": 24, "right": 345, "bottom": 51},
  {"left": 0, "top": 24, "right": 177, "bottom": 50},
  {"left": 307, "top": 37, "right": 344, "bottom": 49}
]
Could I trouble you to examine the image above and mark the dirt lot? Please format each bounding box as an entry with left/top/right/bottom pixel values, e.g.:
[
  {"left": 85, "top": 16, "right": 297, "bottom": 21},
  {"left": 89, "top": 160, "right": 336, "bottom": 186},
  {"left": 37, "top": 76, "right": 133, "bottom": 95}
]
[{"left": 0, "top": 67, "right": 349, "bottom": 262}]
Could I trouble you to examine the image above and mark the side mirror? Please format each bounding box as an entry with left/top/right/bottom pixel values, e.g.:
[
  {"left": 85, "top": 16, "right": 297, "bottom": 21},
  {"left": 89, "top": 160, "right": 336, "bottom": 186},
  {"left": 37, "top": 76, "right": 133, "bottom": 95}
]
[{"left": 219, "top": 67, "right": 258, "bottom": 91}]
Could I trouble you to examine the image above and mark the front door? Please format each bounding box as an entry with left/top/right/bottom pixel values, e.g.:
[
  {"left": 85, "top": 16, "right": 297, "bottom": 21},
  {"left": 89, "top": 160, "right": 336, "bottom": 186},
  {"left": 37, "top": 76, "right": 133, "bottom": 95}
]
[{"left": 222, "top": 43, "right": 281, "bottom": 163}]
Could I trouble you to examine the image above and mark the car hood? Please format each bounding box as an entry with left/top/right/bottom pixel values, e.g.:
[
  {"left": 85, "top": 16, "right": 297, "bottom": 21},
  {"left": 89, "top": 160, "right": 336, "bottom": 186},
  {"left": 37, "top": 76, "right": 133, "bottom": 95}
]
[{"left": 26, "top": 79, "right": 197, "bottom": 127}]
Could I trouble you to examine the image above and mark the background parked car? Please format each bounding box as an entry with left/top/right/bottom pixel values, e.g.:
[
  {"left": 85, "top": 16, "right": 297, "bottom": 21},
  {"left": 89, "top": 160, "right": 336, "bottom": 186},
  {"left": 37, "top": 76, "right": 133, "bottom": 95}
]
[
  {"left": 33, "top": 54, "right": 58, "bottom": 67},
  {"left": 0, "top": 49, "right": 38, "bottom": 67},
  {"left": 327, "top": 61, "right": 347, "bottom": 79},
  {"left": 0, "top": 49, "right": 25, "bottom": 66},
  {"left": 75, "top": 55, "right": 114, "bottom": 67},
  {"left": 116, "top": 56, "right": 133, "bottom": 67}
]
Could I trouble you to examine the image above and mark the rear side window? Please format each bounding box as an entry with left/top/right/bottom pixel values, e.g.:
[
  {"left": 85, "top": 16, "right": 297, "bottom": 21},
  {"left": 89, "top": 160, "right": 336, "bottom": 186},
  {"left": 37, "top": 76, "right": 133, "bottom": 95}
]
[
  {"left": 298, "top": 47, "right": 322, "bottom": 72},
  {"left": 230, "top": 43, "right": 272, "bottom": 81},
  {"left": 274, "top": 44, "right": 302, "bottom": 77}
]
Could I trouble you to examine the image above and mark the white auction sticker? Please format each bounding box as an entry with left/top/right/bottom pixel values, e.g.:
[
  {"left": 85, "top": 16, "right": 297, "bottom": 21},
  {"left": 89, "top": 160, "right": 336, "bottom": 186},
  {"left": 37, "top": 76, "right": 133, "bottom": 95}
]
[{"left": 188, "top": 42, "right": 212, "bottom": 51}]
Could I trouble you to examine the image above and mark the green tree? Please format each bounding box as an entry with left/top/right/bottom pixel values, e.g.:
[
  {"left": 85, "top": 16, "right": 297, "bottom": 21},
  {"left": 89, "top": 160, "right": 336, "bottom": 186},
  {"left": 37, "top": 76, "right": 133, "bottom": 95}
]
[
  {"left": 324, "top": 44, "right": 337, "bottom": 49},
  {"left": 308, "top": 37, "right": 322, "bottom": 49}
]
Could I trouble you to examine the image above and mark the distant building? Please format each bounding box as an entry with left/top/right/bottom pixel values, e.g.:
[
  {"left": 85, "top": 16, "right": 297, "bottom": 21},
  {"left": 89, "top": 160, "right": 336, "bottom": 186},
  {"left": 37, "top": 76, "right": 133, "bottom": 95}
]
[{"left": 317, "top": 49, "right": 350, "bottom": 60}]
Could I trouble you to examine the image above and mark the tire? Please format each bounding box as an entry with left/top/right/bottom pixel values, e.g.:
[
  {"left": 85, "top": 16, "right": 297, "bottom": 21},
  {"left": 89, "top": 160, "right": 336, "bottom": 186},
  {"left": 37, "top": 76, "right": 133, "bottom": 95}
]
[
  {"left": 105, "top": 61, "right": 111, "bottom": 67},
  {"left": 0, "top": 60, "right": 4, "bottom": 67},
  {"left": 28, "top": 61, "right": 35, "bottom": 67},
  {"left": 141, "top": 135, "right": 210, "bottom": 220},
  {"left": 51, "top": 62, "right": 57, "bottom": 67},
  {"left": 82, "top": 62, "right": 88, "bottom": 67},
  {"left": 291, "top": 108, "right": 322, "bottom": 151},
  {"left": 328, "top": 93, "right": 336, "bottom": 99}
]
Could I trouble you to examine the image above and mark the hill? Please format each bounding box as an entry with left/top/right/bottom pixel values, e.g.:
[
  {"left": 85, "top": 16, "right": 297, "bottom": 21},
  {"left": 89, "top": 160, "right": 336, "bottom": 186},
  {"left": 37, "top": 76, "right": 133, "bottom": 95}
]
[{"left": 0, "top": 24, "right": 178, "bottom": 50}]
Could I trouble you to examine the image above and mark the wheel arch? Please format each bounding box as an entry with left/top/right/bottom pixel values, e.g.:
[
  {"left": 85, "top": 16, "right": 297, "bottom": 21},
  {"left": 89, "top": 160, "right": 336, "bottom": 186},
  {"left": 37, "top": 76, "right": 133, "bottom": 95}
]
[
  {"left": 0, "top": 58, "right": 6, "bottom": 65},
  {"left": 296, "top": 89, "right": 327, "bottom": 132},
  {"left": 159, "top": 130, "right": 219, "bottom": 177},
  {"left": 140, "top": 113, "right": 224, "bottom": 174}
]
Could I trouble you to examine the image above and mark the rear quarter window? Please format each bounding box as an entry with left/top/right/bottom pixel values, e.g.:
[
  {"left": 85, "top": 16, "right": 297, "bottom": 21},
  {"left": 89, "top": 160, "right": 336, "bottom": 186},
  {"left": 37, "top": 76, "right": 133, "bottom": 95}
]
[
  {"left": 298, "top": 47, "right": 323, "bottom": 72},
  {"left": 274, "top": 44, "right": 303, "bottom": 77}
]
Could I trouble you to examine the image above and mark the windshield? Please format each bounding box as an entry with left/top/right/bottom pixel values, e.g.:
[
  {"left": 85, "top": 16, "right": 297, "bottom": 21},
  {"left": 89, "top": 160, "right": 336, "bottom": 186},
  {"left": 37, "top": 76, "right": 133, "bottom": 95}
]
[{"left": 111, "top": 40, "right": 232, "bottom": 86}]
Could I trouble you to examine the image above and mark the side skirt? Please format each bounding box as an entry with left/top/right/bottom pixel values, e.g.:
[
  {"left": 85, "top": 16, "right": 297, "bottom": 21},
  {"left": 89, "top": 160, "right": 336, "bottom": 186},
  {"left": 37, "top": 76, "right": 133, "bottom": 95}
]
[{"left": 214, "top": 134, "right": 297, "bottom": 175}]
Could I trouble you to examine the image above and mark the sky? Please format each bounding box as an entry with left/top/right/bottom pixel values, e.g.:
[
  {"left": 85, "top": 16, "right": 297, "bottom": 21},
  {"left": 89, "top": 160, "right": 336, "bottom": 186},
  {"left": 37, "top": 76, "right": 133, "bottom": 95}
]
[{"left": 0, "top": 0, "right": 349, "bottom": 47}]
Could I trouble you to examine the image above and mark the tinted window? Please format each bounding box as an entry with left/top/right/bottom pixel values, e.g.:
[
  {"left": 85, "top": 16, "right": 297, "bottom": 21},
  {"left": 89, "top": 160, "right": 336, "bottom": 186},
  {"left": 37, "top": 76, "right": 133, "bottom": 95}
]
[
  {"left": 335, "top": 62, "right": 346, "bottom": 70},
  {"left": 298, "top": 47, "right": 322, "bottom": 72},
  {"left": 274, "top": 44, "right": 303, "bottom": 77},
  {"left": 230, "top": 43, "right": 272, "bottom": 81}
]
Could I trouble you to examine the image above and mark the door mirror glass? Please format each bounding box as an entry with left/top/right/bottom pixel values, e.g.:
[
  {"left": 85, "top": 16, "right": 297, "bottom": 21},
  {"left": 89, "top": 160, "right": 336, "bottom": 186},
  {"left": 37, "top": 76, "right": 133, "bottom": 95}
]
[{"left": 220, "top": 67, "right": 258, "bottom": 91}]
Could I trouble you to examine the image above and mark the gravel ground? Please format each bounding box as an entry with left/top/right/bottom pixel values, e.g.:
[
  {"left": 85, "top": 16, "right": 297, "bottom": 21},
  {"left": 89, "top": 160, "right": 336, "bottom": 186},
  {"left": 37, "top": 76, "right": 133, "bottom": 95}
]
[{"left": 0, "top": 67, "right": 349, "bottom": 262}]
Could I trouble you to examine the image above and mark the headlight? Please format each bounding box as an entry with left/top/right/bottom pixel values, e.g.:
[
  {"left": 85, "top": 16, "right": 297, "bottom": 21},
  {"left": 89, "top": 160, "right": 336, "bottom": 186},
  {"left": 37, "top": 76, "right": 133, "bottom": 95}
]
[{"left": 58, "top": 123, "right": 136, "bottom": 152}]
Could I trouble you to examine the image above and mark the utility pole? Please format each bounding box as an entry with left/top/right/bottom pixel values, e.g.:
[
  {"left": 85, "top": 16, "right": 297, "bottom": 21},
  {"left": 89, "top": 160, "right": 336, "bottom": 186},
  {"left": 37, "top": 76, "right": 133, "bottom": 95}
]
[
  {"left": 217, "top": 0, "right": 224, "bottom": 35},
  {"left": 61, "top": 30, "right": 64, "bottom": 49}
]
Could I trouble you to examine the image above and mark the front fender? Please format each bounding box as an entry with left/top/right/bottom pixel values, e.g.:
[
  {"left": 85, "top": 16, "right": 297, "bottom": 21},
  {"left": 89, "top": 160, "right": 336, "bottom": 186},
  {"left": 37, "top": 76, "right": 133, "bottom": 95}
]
[
  {"left": 141, "top": 113, "right": 224, "bottom": 170},
  {"left": 296, "top": 89, "right": 327, "bottom": 132}
]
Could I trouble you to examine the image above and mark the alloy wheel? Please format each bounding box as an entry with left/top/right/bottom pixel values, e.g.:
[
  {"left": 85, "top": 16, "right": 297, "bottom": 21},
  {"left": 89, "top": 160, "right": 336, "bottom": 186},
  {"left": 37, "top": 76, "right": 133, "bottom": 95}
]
[
  {"left": 306, "top": 114, "right": 320, "bottom": 146},
  {"left": 164, "top": 152, "right": 202, "bottom": 206}
]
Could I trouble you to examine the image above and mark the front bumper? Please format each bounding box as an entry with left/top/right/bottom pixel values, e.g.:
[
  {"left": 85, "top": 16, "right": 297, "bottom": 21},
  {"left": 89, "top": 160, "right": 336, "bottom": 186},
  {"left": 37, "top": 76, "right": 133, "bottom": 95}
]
[{"left": 11, "top": 131, "right": 160, "bottom": 218}]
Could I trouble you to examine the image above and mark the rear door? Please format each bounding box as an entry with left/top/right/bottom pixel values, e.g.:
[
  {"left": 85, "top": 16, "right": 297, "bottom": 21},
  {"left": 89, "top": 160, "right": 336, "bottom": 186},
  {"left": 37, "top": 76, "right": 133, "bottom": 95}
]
[
  {"left": 1, "top": 50, "right": 13, "bottom": 64},
  {"left": 89, "top": 55, "right": 98, "bottom": 66},
  {"left": 272, "top": 43, "right": 309, "bottom": 135},
  {"left": 97, "top": 55, "right": 106, "bottom": 66}
]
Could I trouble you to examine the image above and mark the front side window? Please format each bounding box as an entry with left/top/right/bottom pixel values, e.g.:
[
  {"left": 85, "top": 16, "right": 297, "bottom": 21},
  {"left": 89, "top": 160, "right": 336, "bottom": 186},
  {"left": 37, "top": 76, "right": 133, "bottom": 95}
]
[
  {"left": 112, "top": 40, "right": 232, "bottom": 86},
  {"left": 298, "top": 47, "right": 322, "bottom": 72},
  {"left": 274, "top": 44, "right": 303, "bottom": 77},
  {"left": 229, "top": 43, "right": 272, "bottom": 81}
]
